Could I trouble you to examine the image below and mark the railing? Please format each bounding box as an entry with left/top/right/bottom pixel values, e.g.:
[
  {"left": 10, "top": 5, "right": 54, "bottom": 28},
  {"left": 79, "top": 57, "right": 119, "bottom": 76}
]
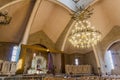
[
  {"left": 0, "top": 75, "right": 120, "bottom": 80},
  {"left": 1, "top": 75, "right": 43, "bottom": 80}
]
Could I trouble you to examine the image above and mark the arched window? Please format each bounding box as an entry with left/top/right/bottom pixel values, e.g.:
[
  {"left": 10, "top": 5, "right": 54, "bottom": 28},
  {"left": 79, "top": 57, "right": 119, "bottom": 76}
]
[
  {"left": 11, "top": 46, "right": 20, "bottom": 62},
  {"left": 75, "top": 58, "right": 79, "bottom": 65},
  {"left": 105, "top": 41, "right": 120, "bottom": 74},
  {"left": 107, "top": 50, "right": 114, "bottom": 69},
  {"left": 105, "top": 50, "right": 114, "bottom": 73}
]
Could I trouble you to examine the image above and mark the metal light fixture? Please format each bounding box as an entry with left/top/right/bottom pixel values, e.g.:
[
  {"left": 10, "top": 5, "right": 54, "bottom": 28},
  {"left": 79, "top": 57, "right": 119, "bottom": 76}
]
[
  {"left": 68, "top": 6, "right": 101, "bottom": 48},
  {"left": 72, "top": 0, "right": 80, "bottom": 3}
]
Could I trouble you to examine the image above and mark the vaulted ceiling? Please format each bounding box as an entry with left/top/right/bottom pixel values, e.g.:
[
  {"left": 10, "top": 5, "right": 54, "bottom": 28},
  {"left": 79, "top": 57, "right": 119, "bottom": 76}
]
[
  {"left": 30, "top": 0, "right": 71, "bottom": 43},
  {"left": 0, "top": 0, "right": 14, "bottom": 7},
  {"left": 0, "top": 0, "right": 120, "bottom": 54},
  {"left": 0, "top": 0, "right": 35, "bottom": 43}
]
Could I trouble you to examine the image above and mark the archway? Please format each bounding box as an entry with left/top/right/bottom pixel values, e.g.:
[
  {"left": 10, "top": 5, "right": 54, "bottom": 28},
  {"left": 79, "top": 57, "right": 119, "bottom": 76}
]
[{"left": 105, "top": 41, "right": 120, "bottom": 75}]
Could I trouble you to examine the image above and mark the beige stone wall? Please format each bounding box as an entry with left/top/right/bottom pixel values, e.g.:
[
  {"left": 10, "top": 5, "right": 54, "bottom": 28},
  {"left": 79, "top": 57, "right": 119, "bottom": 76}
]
[
  {"left": 64, "top": 53, "right": 84, "bottom": 65},
  {"left": 28, "top": 31, "right": 55, "bottom": 50},
  {"left": 0, "top": 42, "right": 16, "bottom": 61},
  {"left": 95, "top": 26, "right": 120, "bottom": 74},
  {"left": 101, "top": 26, "right": 120, "bottom": 54},
  {"left": 64, "top": 52, "right": 98, "bottom": 74},
  {"left": 54, "top": 54, "right": 62, "bottom": 73},
  {"left": 0, "top": 0, "right": 35, "bottom": 43},
  {"left": 84, "top": 51, "right": 98, "bottom": 74}
]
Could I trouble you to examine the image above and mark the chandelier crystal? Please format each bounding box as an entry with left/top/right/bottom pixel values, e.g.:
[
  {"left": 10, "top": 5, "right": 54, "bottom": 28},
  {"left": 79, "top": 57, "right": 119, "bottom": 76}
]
[{"left": 68, "top": 7, "right": 102, "bottom": 48}]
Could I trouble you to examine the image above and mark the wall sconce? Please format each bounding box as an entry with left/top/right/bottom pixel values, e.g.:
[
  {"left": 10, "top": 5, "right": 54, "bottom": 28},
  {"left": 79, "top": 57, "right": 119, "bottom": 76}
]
[{"left": 0, "top": 11, "right": 12, "bottom": 25}]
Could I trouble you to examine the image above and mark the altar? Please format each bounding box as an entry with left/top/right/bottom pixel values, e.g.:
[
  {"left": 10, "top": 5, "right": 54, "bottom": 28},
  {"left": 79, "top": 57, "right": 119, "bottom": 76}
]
[
  {"left": 17, "top": 44, "right": 60, "bottom": 74},
  {"left": 28, "top": 53, "right": 48, "bottom": 74}
]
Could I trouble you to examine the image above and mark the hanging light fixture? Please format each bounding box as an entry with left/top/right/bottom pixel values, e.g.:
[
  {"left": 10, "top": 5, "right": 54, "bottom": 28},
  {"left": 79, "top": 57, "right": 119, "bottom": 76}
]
[
  {"left": 68, "top": 6, "right": 102, "bottom": 48},
  {"left": 72, "top": 0, "right": 80, "bottom": 3}
]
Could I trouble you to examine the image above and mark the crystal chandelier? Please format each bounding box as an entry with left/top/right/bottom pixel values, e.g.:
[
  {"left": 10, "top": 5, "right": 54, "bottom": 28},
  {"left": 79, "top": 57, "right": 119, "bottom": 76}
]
[{"left": 68, "top": 7, "right": 102, "bottom": 48}]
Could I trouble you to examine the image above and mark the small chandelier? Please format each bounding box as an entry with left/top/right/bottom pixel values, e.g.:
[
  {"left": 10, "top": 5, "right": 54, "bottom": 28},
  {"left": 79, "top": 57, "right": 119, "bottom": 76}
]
[{"left": 68, "top": 6, "right": 102, "bottom": 48}]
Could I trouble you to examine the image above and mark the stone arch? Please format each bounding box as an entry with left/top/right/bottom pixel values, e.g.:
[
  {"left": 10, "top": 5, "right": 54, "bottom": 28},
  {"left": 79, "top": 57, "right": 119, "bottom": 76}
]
[
  {"left": 0, "top": 0, "right": 24, "bottom": 10},
  {"left": 105, "top": 39, "right": 120, "bottom": 57},
  {"left": 101, "top": 25, "right": 120, "bottom": 59},
  {"left": 98, "top": 25, "right": 120, "bottom": 74}
]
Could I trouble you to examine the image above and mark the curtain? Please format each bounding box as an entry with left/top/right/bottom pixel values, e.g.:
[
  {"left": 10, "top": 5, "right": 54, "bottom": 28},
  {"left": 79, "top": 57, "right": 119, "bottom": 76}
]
[{"left": 48, "top": 53, "right": 54, "bottom": 73}]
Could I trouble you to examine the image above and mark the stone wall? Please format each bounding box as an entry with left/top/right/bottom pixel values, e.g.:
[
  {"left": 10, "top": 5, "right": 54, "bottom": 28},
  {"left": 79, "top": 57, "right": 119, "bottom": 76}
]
[
  {"left": 0, "top": 42, "right": 16, "bottom": 61},
  {"left": 64, "top": 52, "right": 98, "bottom": 74},
  {"left": 28, "top": 31, "right": 55, "bottom": 49},
  {"left": 64, "top": 53, "right": 84, "bottom": 65},
  {"left": 84, "top": 51, "right": 98, "bottom": 74},
  {"left": 95, "top": 26, "right": 120, "bottom": 74},
  {"left": 100, "top": 26, "right": 120, "bottom": 54},
  {"left": 0, "top": 0, "right": 35, "bottom": 43}
]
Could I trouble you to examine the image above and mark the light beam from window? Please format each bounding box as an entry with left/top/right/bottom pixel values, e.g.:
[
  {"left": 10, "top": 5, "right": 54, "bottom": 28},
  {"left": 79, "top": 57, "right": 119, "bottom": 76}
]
[
  {"left": 11, "top": 46, "right": 18, "bottom": 62},
  {"left": 75, "top": 58, "right": 79, "bottom": 65},
  {"left": 108, "top": 50, "right": 114, "bottom": 69}
]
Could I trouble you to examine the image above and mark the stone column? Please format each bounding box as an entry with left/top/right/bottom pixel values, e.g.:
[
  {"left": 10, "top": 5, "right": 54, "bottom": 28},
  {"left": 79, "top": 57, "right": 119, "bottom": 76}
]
[
  {"left": 93, "top": 46, "right": 100, "bottom": 68},
  {"left": 21, "top": 0, "right": 42, "bottom": 44},
  {"left": 93, "top": 45, "right": 106, "bottom": 74}
]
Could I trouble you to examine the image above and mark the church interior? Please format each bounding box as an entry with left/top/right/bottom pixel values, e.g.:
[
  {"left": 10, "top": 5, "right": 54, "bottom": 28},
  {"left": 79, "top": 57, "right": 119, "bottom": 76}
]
[{"left": 0, "top": 0, "right": 120, "bottom": 80}]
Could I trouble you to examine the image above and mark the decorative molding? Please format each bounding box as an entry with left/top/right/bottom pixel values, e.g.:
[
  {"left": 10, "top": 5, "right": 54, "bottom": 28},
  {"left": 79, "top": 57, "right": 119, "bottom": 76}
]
[{"left": 0, "top": 11, "right": 12, "bottom": 25}]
